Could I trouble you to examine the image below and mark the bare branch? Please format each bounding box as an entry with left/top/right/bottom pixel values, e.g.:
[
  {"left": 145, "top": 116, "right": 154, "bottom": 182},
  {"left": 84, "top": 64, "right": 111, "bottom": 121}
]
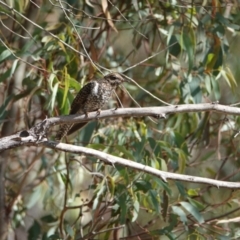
[
  {"left": 2, "top": 127, "right": 240, "bottom": 188},
  {"left": 35, "top": 102, "right": 240, "bottom": 126},
  {"left": 1, "top": 103, "right": 240, "bottom": 151},
  {"left": 43, "top": 141, "right": 240, "bottom": 189}
]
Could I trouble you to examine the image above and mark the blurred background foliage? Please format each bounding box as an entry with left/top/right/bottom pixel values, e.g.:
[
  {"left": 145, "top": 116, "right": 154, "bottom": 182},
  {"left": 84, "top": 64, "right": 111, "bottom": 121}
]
[{"left": 1, "top": 0, "right": 240, "bottom": 239}]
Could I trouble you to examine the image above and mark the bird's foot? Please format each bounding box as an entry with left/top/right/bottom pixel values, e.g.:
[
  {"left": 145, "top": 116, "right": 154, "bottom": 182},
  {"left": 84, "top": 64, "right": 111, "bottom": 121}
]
[
  {"left": 111, "top": 106, "right": 118, "bottom": 112},
  {"left": 96, "top": 109, "right": 101, "bottom": 116}
]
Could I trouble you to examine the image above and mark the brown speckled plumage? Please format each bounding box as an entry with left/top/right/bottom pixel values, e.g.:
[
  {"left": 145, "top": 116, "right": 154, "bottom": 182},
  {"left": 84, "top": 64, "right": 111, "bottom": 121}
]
[{"left": 56, "top": 73, "right": 125, "bottom": 141}]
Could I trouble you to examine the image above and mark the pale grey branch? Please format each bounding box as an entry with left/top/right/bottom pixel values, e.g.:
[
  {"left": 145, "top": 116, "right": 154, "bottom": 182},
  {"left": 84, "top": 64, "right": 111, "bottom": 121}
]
[
  {"left": 1, "top": 103, "right": 240, "bottom": 187},
  {"left": 43, "top": 142, "right": 240, "bottom": 189},
  {"left": 1, "top": 103, "right": 240, "bottom": 151}
]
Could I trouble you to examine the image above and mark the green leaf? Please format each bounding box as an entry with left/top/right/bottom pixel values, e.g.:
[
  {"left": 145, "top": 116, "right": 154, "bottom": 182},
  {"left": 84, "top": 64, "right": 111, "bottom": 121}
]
[
  {"left": 172, "top": 206, "right": 188, "bottom": 224},
  {"left": 48, "top": 234, "right": 60, "bottom": 240},
  {"left": 182, "top": 29, "right": 195, "bottom": 72},
  {"left": 0, "top": 69, "right": 11, "bottom": 83},
  {"left": 187, "top": 188, "right": 199, "bottom": 197},
  {"left": 204, "top": 74, "right": 212, "bottom": 94},
  {"left": 132, "top": 199, "right": 140, "bottom": 222},
  {"left": 180, "top": 201, "right": 204, "bottom": 224},
  {"left": 108, "top": 175, "right": 115, "bottom": 196},
  {"left": 175, "top": 148, "right": 187, "bottom": 173},
  {"left": 132, "top": 139, "right": 146, "bottom": 162},
  {"left": 25, "top": 185, "right": 44, "bottom": 209},
  {"left": 173, "top": 132, "right": 185, "bottom": 148},
  {"left": 41, "top": 215, "right": 57, "bottom": 223},
  {"left": 148, "top": 137, "right": 161, "bottom": 156},
  {"left": 179, "top": 79, "right": 191, "bottom": 102},
  {"left": 61, "top": 67, "right": 70, "bottom": 109},
  {"left": 93, "top": 181, "right": 106, "bottom": 211},
  {"left": 114, "top": 145, "right": 135, "bottom": 159},
  {"left": 69, "top": 77, "right": 81, "bottom": 91},
  {"left": 206, "top": 53, "right": 215, "bottom": 65},
  {"left": 0, "top": 49, "right": 12, "bottom": 62},
  {"left": 187, "top": 197, "right": 205, "bottom": 210},
  {"left": 79, "top": 121, "right": 97, "bottom": 144},
  {"left": 205, "top": 41, "right": 223, "bottom": 75},
  {"left": 189, "top": 76, "right": 202, "bottom": 103},
  {"left": 28, "top": 220, "right": 41, "bottom": 240},
  {"left": 220, "top": 67, "right": 237, "bottom": 90},
  {"left": 118, "top": 193, "right": 128, "bottom": 224},
  {"left": 175, "top": 181, "right": 187, "bottom": 198},
  {"left": 50, "top": 82, "right": 59, "bottom": 112},
  {"left": 0, "top": 59, "right": 19, "bottom": 83},
  {"left": 168, "top": 32, "right": 181, "bottom": 57},
  {"left": 210, "top": 76, "right": 220, "bottom": 100},
  {"left": 87, "top": 143, "right": 106, "bottom": 150},
  {"left": 48, "top": 72, "right": 59, "bottom": 112},
  {"left": 150, "top": 214, "right": 177, "bottom": 238},
  {"left": 10, "top": 59, "right": 19, "bottom": 76},
  {"left": 149, "top": 190, "right": 160, "bottom": 213},
  {"left": 135, "top": 180, "right": 152, "bottom": 193},
  {"left": 66, "top": 224, "right": 75, "bottom": 238}
]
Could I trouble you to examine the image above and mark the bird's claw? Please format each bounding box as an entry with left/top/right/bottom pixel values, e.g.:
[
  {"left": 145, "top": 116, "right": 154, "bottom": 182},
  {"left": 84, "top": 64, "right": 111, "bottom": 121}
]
[{"left": 96, "top": 109, "right": 101, "bottom": 116}]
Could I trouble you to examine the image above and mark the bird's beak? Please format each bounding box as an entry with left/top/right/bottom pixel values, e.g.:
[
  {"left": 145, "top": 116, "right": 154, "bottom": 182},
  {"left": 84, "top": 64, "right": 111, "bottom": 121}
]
[
  {"left": 120, "top": 74, "right": 130, "bottom": 83},
  {"left": 124, "top": 77, "right": 131, "bottom": 83}
]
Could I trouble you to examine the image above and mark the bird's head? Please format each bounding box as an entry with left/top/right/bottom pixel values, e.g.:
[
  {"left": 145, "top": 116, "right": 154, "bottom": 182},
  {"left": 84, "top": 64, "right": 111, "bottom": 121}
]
[{"left": 104, "top": 72, "right": 127, "bottom": 88}]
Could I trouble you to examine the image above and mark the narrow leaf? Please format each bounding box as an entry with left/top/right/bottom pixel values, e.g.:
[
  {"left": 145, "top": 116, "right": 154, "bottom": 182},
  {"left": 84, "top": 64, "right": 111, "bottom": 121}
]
[{"left": 180, "top": 201, "right": 204, "bottom": 224}]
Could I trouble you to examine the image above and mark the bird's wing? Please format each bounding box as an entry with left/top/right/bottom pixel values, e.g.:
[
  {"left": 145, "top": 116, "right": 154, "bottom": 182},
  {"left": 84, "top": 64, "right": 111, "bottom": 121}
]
[{"left": 69, "top": 81, "right": 96, "bottom": 114}]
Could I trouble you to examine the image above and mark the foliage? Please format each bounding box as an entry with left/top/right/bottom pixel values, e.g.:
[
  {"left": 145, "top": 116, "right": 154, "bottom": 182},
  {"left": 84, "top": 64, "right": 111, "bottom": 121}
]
[{"left": 1, "top": 0, "right": 240, "bottom": 239}]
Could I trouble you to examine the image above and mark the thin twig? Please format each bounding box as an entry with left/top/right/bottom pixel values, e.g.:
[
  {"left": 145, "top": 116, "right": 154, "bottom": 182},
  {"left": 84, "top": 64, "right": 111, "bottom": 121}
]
[
  {"left": 0, "top": 1, "right": 87, "bottom": 57},
  {"left": 58, "top": 0, "right": 102, "bottom": 73},
  {"left": 108, "top": 0, "right": 148, "bottom": 39}
]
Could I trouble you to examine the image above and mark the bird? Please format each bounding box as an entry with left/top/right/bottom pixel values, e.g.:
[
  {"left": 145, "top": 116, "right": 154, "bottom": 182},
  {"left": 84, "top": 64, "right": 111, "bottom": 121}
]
[{"left": 56, "top": 72, "right": 127, "bottom": 141}]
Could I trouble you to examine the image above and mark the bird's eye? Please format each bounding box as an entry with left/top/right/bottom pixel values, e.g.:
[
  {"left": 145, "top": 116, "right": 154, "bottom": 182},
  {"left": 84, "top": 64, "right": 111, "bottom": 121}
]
[{"left": 109, "top": 76, "right": 117, "bottom": 80}]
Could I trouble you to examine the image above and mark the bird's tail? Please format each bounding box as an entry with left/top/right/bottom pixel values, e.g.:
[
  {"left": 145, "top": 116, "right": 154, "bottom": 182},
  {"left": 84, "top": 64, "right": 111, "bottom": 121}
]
[
  {"left": 56, "top": 123, "right": 73, "bottom": 141},
  {"left": 66, "top": 122, "right": 88, "bottom": 136},
  {"left": 56, "top": 122, "right": 88, "bottom": 141}
]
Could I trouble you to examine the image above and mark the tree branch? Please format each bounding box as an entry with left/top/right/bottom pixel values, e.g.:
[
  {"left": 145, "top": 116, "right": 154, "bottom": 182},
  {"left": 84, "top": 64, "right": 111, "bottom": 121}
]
[
  {"left": 1, "top": 103, "right": 240, "bottom": 152},
  {"left": 44, "top": 141, "right": 240, "bottom": 189},
  {"left": 1, "top": 103, "right": 240, "bottom": 188}
]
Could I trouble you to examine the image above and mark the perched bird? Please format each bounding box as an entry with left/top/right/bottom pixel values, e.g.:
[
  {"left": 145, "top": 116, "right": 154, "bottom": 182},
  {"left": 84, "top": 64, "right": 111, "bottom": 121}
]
[{"left": 56, "top": 72, "right": 126, "bottom": 141}]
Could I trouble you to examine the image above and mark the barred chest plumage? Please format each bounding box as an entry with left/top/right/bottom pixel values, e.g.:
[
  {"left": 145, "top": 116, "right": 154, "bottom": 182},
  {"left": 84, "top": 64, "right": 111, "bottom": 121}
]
[{"left": 80, "top": 79, "right": 117, "bottom": 114}]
